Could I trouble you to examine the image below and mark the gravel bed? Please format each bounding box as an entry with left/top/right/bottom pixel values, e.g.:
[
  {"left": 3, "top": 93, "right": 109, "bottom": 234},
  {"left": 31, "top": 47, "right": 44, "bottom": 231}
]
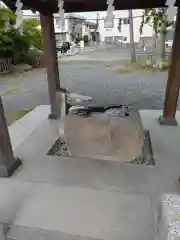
[
  {"left": 47, "top": 130, "right": 154, "bottom": 166},
  {"left": 132, "top": 130, "right": 155, "bottom": 166}
]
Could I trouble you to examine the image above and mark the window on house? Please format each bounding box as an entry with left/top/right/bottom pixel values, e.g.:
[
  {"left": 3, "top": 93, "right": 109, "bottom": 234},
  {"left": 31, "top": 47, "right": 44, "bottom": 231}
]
[
  {"left": 172, "top": 21, "right": 176, "bottom": 28},
  {"left": 37, "top": 19, "right": 40, "bottom": 25},
  {"left": 55, "top": 18, "right": 60, "bottom": 26},
  {"left": 123, "top": 18, "right": 130, "bottom": 25},
  {"left": 104, "top": 16, "right": 114, "bottom": 28},
  {"left": 118, "top": 18, "right": 122, "bottom": 32}
]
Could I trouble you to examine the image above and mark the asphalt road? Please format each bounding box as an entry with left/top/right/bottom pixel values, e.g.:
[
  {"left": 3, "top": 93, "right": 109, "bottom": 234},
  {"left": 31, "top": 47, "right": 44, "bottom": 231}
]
[{"left": 0, "top": 45, "right": 171, "bottom": 124}]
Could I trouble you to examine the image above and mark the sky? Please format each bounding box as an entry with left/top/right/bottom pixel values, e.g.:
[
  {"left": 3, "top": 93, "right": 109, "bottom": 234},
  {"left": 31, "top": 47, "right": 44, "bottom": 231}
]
[
  {"left": 23, "top": 10, "right": 100, "bottom": 21},
  {"left": 77, "top": 12, "right": 98, "bottom": 19},
  {"left": 23, "top": 10, "right": 97, "bottom": 15}
]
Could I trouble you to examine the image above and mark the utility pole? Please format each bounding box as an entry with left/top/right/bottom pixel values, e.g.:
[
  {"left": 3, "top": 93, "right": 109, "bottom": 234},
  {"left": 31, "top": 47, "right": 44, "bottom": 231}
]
[
  {"left": 96, "top": 12, "right": 100, "bottom": 42},
  {"left": 128, "top": 9, "right": 136, "bottom": 62}
]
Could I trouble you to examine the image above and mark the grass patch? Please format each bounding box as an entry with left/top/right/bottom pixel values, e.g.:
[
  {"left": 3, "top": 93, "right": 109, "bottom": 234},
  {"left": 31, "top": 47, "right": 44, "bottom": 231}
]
[
  {"left": 0, "top": 72, "right": 22, "bottom": 83},
  {"left": 160, "top": 59, "right": 170, "bottom": 70},
  {"left": 114, "top": 59, "right": 170, "bottom": 74},
  {"left": 117, "top": 67, "right": 136, "bottom": 74},
  {"left": 135, "top": 59, "right": 170, "bottom": 70},
  {"left": 115, "top": 62, "right": 150, "bottom": 74},
  {"left": 5, "top": 87, "right": 21, "bottom": 95},
  {"left": 14, "top": 108, "right": 33, "bottom": 121}
]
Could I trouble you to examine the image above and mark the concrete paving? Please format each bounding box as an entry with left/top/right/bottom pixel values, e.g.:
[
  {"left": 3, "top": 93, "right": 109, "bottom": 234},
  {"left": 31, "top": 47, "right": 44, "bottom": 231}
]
[
  {"left": 1, "top": 106, "right": 180, "bottom": 239},
  {"left": 11, "top": 107, "right": 180, "bottom": 196},
  {"left": 7, "top": 184, "right": 153, "bottom": 240}
]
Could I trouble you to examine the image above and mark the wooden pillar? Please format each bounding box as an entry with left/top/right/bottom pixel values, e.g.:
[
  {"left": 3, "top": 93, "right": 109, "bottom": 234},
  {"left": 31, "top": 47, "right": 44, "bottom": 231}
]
[
  {"left": 159, "top": 9, "right": 180, "bottom": 126},
  {"left": 40, "top": 13, "right": 60, "bottom": 119},
  {"left": 0, "top": 97, "right": 21, "bottom": 177}
]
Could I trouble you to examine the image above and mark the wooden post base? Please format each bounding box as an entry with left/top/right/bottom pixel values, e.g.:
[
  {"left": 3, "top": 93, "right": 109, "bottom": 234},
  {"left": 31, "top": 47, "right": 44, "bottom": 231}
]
[
  {"left": 48, "top": 113, "right": 58, "bottom": 119},
  {"left": 0, "top": 157, "right": 21, "bottom": 177},
  {"left": 162, "top": 9, "right": 180, "bottom": 121},
  {"left": 0, "top": 97, "right": 21, "bottom": 177},
  {"left": 158, "top": 115, "right": 177, "bottom": 126}
]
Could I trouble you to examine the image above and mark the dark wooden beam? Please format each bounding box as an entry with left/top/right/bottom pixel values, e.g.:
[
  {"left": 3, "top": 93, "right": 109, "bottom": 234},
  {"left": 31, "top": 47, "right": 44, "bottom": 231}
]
[
  {"left": 0, "top": 97, "right": 21, "bottom": 177},
  {"left": 3, "top": 0, "right": 180, "bottom": 14},
  {"left": 61, "top": 0, "right": 166, "bottom": 13},
  {"left": 40, "top": 13, "right": 60, "bottom": 119},
  {"left": 159, "top": 9, "right": 180, "bottom": 126}
]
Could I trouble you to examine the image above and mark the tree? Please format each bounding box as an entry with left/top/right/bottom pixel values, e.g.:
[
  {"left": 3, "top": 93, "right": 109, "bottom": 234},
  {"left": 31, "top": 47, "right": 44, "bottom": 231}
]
[
  {"left": 140, "top": 8, "right": 174, "bottom": 60},
  {"left": 0, "top": 7, "right": 16, "bottom": 28},
  {"left": 0, "top": 8, "right": 42, "bottom": 62},
  {"left": 0, "top": 8, "right": 16, "bottom": 58},
  {"left": 129, "top": 9, "right": 136, "bottom": 62},
  {"left": 22, "top": 18, "right": 43, "bottom": 50},
  {"left": 92, "top": 31, "right": 97, "bottom": 43}
]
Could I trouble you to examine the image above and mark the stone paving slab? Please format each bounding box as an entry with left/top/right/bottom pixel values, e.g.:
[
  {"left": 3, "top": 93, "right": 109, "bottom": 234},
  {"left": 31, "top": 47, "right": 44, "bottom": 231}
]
[
  {"left": 0, "top": 177, "right": 153, "bottom": 240},
  {"left": 0, "top": 179, "right": 33, "bottom": 224},
  {"left": 13, "top": 155, "right": 156, "bottom": 195},
  {"left": 8, "top": 184, "right": 154, "bottom": 240},
  {"left": 12, "top": 107, "right": 180, "bottom": 196},
  {"left": 9, "top": 105, "right": 50, "bottom": 151},
  {"left": 7, "top": 226, "right": 101, "bottom": 240}
]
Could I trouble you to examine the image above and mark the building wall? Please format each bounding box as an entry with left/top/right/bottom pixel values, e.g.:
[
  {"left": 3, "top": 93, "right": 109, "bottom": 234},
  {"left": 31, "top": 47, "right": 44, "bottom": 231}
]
[
  {"left": 23, "top": 12, "right": 92, "bottom": 41},
  {"left": 54, "top": 15, "right": 93, "bottom": 42},
  {"left": 22, "top": 10, "right": 154, "bottom": 44},
  {"left": 98, "top": 10, "right": 153, "bottom": 43},
  {"left": 81, "top": 23, "right": 92, "bottom": 40}
]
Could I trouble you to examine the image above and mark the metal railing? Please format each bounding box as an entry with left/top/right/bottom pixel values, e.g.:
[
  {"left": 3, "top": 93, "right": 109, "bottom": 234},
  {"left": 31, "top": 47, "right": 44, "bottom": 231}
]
[
  {"left": 0, "top": 58, "right": 12, "bottom": 74},
  {"left": 136, "top": 50, "right": 171, "bottom": 61}
]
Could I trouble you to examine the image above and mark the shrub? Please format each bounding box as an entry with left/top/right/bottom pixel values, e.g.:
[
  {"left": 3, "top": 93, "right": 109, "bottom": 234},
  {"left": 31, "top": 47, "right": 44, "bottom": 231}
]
[
  {"left": 22, "top": 19, "right": 43, "bottom": 50},
  {"left": 0, "top": 9, "right": 43, "bottom": 63},
  {"left": 0, "top": 30, "right": 13, "bottom": 58},
  {"left": 24, "top": 48, "right": 43, "bottom": 67}
]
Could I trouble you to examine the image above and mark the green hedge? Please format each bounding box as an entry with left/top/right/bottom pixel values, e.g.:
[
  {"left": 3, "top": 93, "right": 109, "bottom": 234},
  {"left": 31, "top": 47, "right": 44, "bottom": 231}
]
[{"left": 0, "top": 9, "right": 42, "bottom": 63}]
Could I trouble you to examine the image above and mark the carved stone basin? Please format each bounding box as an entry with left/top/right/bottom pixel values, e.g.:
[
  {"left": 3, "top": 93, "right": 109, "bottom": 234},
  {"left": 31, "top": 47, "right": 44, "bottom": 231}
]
[{"left": 64, "top": 105, "right": 144, "bottom": 162}]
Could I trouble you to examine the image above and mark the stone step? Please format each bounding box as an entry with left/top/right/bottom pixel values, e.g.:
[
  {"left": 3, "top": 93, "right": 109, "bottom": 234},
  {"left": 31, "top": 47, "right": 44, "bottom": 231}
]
[
  {"left": 14, "top": 155, "right": 157, "bottom": 196},
  {"left": 4, "top": 182, "right": 154, "bottom": 240}
]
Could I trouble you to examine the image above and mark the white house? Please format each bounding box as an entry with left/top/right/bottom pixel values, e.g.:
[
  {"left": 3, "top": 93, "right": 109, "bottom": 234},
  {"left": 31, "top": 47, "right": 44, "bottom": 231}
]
[
  {"left": 4, "top": 7, "right": 175, "bottom": 44},
  {"left": 97, "top": 10, "right": 153, "bottom": 43},
  {"left": 23, "top": 11, "right": 96, "bottom": 44},
  {"left": 53, "top": 13, "right": 96, "bottom": 43}
]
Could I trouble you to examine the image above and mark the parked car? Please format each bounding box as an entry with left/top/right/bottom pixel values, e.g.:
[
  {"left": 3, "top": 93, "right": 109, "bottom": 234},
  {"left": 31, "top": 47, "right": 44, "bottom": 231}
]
[
  {"left": 116, "top": 40, "right": 123, "bottom": 44},
  {"left": 56, "top": 41, "right": 71, "bottom": 54},
  {"left": 165, "top": 40, "right": 173, "bottom": 48},
  {"left": 116, "top": 39, "right": 128, "bottom": 44}
]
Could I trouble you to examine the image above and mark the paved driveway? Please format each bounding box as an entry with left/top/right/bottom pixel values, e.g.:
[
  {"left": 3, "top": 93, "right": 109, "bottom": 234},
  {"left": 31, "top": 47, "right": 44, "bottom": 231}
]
[{"left": 0, "top": 62, "right": 169, "bottom": 124}]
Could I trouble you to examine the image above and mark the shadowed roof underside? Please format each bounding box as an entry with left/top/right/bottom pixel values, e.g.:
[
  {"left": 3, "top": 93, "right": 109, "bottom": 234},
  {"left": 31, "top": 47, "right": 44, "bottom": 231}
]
[{"left": 2, "top": 0, "right": 179, "bottom": 14}]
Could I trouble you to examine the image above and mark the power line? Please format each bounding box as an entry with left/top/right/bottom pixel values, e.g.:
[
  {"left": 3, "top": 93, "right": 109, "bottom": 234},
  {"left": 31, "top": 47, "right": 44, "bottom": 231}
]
[{"left": 78, "top": 15, "right": 144, "bottom": 21}]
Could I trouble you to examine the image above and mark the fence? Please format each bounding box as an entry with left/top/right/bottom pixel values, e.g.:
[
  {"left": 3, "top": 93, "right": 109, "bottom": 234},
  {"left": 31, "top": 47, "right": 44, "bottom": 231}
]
[
  {"left": 0, "top": 58, "right": 12, "bottom": 74},
  {"left": 136, "top": 50, "right": 171, "bottom": 61}
]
